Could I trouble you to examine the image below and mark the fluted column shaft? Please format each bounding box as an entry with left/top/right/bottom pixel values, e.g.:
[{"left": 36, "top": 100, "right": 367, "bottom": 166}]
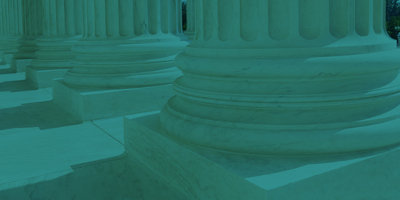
[
  {"left": 63, "top": 0, "right": 188, "bottom": 88},
  {"left": 189, "top": 0, "right": 392, "bottom": 55},
  {"left": 0, "top": 0, "right": 24, "bottom": 63},
  {"left": 160, "top": 0, "right": 400, "bottom": 156},
  {"left": 30, "top": 0, "right": 83, "bottom": 70},
  {"left": 13, "top": 0, "right": 44, "bottom": 61},
  {"left": 184, "top": 0, "right": 195, "bottom": 40}
]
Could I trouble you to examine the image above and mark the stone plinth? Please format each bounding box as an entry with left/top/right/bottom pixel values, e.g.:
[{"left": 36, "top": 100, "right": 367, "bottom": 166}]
[
  {"left": 26, "top": 0, "right": 83, "bottom": 88},
  {"left": 26, "top": 67, "right": 70, "bottom": 88},
  {"left": 125, "top": 112, "right": 400, "bottom": 200},
  {"left": 0, "top": 36, "right": 19, "bottom": 64},
  {"left": 10, "top": 34, "right": 37, "bottom": 72},
  {"left": 25, "top": 36, "right": 77, "bottom": 88},
  {"left": 1, "top": 51, "right": 14, "bottom": 64},
  {"left": 10, "top": 58, "right": 33, "bottom": 73},
  {"left": 52, "top": 74, "right": 179, "bottom": 121},
  {"left": 53, "top": 0, "right": 188, "bottom": 120}
]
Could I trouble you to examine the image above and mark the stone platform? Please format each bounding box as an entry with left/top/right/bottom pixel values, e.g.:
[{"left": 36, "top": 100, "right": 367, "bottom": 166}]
[
  {"left": 25, "top": 66, "right": 70, "bottom": 89},
  {"left": 124, "top": 112, "right": 400, "bottom": 200},
  {"left": 53, "top": 79, "right": 176, "bottom": 121}
]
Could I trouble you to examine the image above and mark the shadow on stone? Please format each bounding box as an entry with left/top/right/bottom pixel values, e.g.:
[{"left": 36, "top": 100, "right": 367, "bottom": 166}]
[
  {"left": 0, "top": 153, "right": 189, "bottom": 200},
  {"left": 0, "top": 80, "right": 36, "bottom": 92},
  {"left": 0, "top": 101, "right": 82, "bottom": 131}
]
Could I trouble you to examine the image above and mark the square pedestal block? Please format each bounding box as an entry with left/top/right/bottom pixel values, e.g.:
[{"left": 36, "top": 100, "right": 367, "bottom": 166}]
[
  {"left": 2, "top": 53, "right": 13, "bottom": 64},
  {"left": 10, "top": 58, "right": 33, "bottom": 72},
  {"left": 52, "top": 79, "right": 175, "bottom": 121},
  {"left": 124, "top": 112, "right": 400, "bottom": 200},
  {"left": 26, "top": 66, "right": 70, "bottom": 89}
]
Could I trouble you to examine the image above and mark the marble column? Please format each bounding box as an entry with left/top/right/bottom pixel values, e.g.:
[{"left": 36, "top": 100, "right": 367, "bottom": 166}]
[
  {"left": 10, "top": 0, "right": 43, "bottom": 72},
  {"left": 160, "top": 0, "right": 400, "bottom": 156},
  {"left": 26, "top": 0, "right": 83, "bottom": 88},
  {"left": 184, "top": 0, "right": 195, "bottom": 40},
  {"left": 53, "top": 0, "right": 188, "bottom": 120},
  {"left": 176, "top": 0, "right": 188, "bottom": 41},
  {"left": 0, "top": 0, "right": 23, "bottom": 65}
]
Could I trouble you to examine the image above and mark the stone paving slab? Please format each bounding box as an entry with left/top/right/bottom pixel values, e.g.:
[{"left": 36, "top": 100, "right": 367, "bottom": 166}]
[{"left": 0, "top": 64, "right": 187, "bottom": 199}]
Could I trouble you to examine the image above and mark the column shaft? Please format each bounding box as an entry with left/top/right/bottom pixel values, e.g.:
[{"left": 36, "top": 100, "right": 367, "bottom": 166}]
[
  {"left": 0, "top": 0, "right": 23, "bottom": 64},
  {"left": 184, "top": 0, "right": 195, "bottom": 40},
  {"left": 189, "top": 0, "right": 392, "bottom": 55}
]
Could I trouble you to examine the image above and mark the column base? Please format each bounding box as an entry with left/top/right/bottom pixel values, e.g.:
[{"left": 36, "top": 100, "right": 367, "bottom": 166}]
[
  {"left": 184, "top": 30, "right": 195, "bottom": 41},
  {"left": 26, "top": 66, "right": 70, "bottom": 89},
  {"left": 10, "top": 58, "right": 33, "bottom": 73},
  {"left": 52, "top": 79, "right": 175, "bottom": 121},
  {"left": 124, "top": 112, "right": 400, "bottom": 200},
  {"left": 2, "top": 53, "right": 13, "bottom": 64}
]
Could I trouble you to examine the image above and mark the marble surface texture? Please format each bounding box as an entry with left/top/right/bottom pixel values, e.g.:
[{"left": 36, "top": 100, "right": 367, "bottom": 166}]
[{"left": 126, "top": 112, "right": 400, "bottom": 200}]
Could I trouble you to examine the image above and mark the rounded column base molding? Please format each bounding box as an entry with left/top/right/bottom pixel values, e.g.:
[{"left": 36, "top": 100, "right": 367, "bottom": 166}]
[
  {"left": 0, "top": 36, "right": 19, "bottom": 54},
  {"left": 13, "top": 36, "right": 41, "bottom": 60},
  {"left": 63, "top": 37, "right": 187, "bottom": 88},
  {"left": 160, "top": 48, "right": 400, "bottom": 156},
  {"left": 30, "top": 37, "right": 79, "bottom": 70},
  {"left": 64, "top": 67, "right": 182, "bottom": 89},
  {"left": 187, "top": 37, "right": 396, "bottom": 58},
  {"left": 160, "top": 102, "right": 400, "bottom": 156}
]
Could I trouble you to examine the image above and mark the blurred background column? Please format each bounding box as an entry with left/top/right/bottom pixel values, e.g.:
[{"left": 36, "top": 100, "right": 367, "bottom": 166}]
[
  {"left": 26, "top": 0, "right": 84, "bottom": 89},
  {"left": 53, "top": 0, "right": 188, "bottom": 121},
  {"left": 0, "top": 0, "right": 23, "bottom": 65},
  {"left": 184, "top": 0, "right": 195, "bottom": 40},
  {"left": 10, "top": 0, "right": 43, "bottom": 72}
]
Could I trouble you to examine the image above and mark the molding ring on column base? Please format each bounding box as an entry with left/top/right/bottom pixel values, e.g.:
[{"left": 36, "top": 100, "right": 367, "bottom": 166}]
[
  {"left": 13, "top": 37, "right": 40, "bottom": 60},
  {"left": 160, "top": 100, "right": 400, "bottom": 156},
  {"left": 0, "top": 36, "right": 19, "bottom": 54},
  {"left": 63, "top": 39, "right": 187, "bottom": 88},
  {"left": 160, "top": 74, "right": 400, "bottom": 155},
  {"left": 160, "top": 48, "right": 400, "bottom": 156},
  {"left": 186, "top": 41, "right": 396, "bottom": 58},
  {"left": 31, "top": 37, "right": 77, "bottom": 70},
  {"left": 63, "top": 67, "right": 183, "bottom": 89}
]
